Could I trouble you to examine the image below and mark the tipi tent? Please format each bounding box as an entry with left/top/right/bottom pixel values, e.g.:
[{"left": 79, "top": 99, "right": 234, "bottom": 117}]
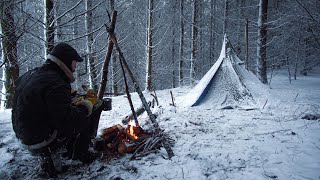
[{"left": 184, "top": 36, "right": 264, "bottom": 108}]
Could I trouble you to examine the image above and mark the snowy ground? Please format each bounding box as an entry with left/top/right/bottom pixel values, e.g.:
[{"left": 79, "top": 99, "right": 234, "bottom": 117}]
[{"left": 0, "top": 68, "right": 320, "bottom": 180}]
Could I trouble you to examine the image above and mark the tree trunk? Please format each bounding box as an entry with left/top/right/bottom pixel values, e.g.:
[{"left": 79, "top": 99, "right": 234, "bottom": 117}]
[
  {"left": 256, "top": 0, "right": 268, "bottom": 84},
  {"left": 190, "top": 0, "right": 198, "bottom": 86},
  {"left": 110, "top": 0, "right": 118, "bottom": 95},
  {"left": 223, "top": 0, "right": 230, "bottom": 35},
  {"left": 236, "top": 0, "right": 244, "bottom": 54},
  {"left": 179, "top": 0, "right": 184, "bottom": 86},
  {"left": 209, "top": 0, "right": 216, "bottom": 66},
  {"left": 0, "top": 0, "right": 19, "bottom": 109},
  {"left": 245, "top": 18, "right": 249, "bottom": 70},
  {"left": 286, "top": 57, "right": 291, "bottom": 84},
  {"left": 85, "top": 0, "right": 98, "bottom": 91},
  {"left": 72, "top": 4, "right": 80, "bottom": 90},
  {"left": 171, "top": 1, "right": 177, "bottom": 88},
  {"left": 146, "top": 0, "right": 154, "bottom": 91},
  {"left": 199, "top": 0, "right": 203, "bottom": 74},
  {"left": 301, "top": 37, "right": 310, "bottom": 76},
  {"left": 44, "top": 0, "right": 54, "bottom": 56},
  {"left": 55, "top": 2, "right": 62, "bottom": 41}
]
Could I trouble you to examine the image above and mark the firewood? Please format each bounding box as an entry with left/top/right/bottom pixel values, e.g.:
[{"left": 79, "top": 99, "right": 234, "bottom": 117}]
[
  {"left": 117, "top": 143, "right": 127, "bottom": 155},
  {"left": 129, "top": 131, "right": 174, "bottom": 160},
  {"left": 134, "top": 149, "right": 158, "bottom": 159},
  {"left": 170, "top": 91, "right": 175, "bottom": 107},
  {"left": 129, "top": 142, "right": 147, "bottom": 160}
]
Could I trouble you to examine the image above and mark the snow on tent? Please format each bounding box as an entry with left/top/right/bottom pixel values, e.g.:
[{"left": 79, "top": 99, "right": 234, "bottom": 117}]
[{"left": 184, "top": 35, "right": 265, "bottom": 109}]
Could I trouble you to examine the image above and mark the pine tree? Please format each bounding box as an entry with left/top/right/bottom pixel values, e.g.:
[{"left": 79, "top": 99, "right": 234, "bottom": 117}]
[
  {"left": 190, "top": 0, "right": 198, "bottom": 86},
  {"left": 146, "top": 0, "right": 154, "bottom": 91},
  {"left": 44, "top": 0, "right": 54, "bottom": 56},
  {"left": 85, "top": 0, "right": 98, "bottom": 91},
  {"left": 256, "top": 0, "right": 268, "bottom": 84}
]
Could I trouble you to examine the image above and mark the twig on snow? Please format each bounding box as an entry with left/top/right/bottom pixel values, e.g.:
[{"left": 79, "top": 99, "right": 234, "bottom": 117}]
[
  {"left": 262, "top": 99, "right": 268, "bottom": 109},
  {"left": 255, "top": 129, "right": 292, "bottom": 136}
]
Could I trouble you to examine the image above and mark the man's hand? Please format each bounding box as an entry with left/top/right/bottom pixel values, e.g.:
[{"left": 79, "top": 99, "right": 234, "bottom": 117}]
[{"left": 75, "top": 97, "right": 93, "bottom": 116}]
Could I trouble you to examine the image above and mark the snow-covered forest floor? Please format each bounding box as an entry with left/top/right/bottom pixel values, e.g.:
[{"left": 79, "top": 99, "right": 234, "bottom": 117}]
[{"left": 0, "top": 68, "right": 319, "bottom": 180}]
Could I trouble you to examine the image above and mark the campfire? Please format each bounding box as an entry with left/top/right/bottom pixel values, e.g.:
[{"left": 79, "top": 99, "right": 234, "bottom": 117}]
[
  {"left": 88, "top": 10, "right": 174, "bottom": 161},
  {"left": 126, "top": 119, "right": 140, "bottom": 140},
  {"left": 93, "top": 119, "right": 173, "bottom": 160}
]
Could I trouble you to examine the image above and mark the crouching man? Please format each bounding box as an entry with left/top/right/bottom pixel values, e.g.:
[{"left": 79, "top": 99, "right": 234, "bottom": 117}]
[{"left": 11, "top": 42, "right": 106, "bottom": 177}]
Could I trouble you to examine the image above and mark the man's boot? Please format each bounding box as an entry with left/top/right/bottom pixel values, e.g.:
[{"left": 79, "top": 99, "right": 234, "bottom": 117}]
[
  {"left": 65, "top": 133, "right": 101, "bottom": 164},
  {"left": 40, "top": 155, "right": 58, "bottom": 178},
  {"left": 73, "top": 150, "right": 102, "bottom": 164}
]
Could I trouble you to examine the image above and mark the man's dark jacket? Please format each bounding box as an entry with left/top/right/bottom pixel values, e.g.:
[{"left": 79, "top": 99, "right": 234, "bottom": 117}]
[{"left": 12, "top": 60, "right": 89, "bottom": 145}]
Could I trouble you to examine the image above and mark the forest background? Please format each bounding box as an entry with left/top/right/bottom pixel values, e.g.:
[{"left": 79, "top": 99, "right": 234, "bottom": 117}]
[{"left": 1, "top": 0, "right": 319, "bottom": 109}]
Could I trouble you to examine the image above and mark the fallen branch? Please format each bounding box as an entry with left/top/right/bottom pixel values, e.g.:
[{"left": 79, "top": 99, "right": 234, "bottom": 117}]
[
  {"left": 150, "top": 90, "right": 159, "bottom": 106},
  {"left": 170, "top": 91, "right": 175, "bottom": 107},
  {"left": 294, "top": 93, "right": 299, "bottom": 102},
  {"left": 262, "top": 99, "right": 268, "bottom": 109},
  {"left": 255, "top": 129, "right": 292, "bottom": 136}
]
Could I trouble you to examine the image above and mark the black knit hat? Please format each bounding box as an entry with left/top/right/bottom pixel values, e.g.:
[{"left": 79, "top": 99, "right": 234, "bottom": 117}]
[{"left": 49, "top": 42, "right": 83, "bottom": 70}]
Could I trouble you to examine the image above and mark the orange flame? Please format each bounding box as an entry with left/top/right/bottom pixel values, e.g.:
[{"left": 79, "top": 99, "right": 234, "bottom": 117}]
[{"left": 127, "top": 119, "right": 138, "bottom": 139}]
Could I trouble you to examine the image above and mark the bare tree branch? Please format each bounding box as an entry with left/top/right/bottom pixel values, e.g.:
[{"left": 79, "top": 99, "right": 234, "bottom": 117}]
[
  {"left": 310, "top": 27, "right": 320, "bottom": 49},
  {"left": 63, "top": 24, "right": 105, "bottom": 42},
  {"left": 14, "top": 5, "right": 45, "bottom": 26},
  {"left": 0, "top": 60, "right": 6, "bottom": 68},
  {"left": 49, "top": 0, "right": 83, "bottom": 27},
  {"left": 58, "top": 0, "right": 106, "bottom": 28},
  {"left": 294, "top": 0, "right": 319, "bottom": 24}
]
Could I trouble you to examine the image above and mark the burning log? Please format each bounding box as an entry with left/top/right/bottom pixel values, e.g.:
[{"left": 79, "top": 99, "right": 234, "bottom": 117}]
[
  {"left": 119, "top": 142, "right": 135, "bottom": 155},
  {"left": 94, "top": 119, "right": 174, "bottom": 160},
  {"left": 94, "top": 121, "right": 147, "bottom": 153}
]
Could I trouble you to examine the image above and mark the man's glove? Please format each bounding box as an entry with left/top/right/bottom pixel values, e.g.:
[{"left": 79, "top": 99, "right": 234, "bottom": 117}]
[
  {"left": 84, "top": 89, "right": 104, "bottom": 111},
  {"left": 85, "top": 89, "right": 98, "bottom": 105},
  {"left": 78, "top": 89, "right": 103, "bottom": 115},
  {"left": 72, "top": 86, "right": 104, "bottom": 116}
]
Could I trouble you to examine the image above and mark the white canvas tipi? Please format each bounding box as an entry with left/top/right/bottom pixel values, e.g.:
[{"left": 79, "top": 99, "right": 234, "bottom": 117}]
[{"left": 184, "top": 36, "right": 263, "bottom": 108}]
